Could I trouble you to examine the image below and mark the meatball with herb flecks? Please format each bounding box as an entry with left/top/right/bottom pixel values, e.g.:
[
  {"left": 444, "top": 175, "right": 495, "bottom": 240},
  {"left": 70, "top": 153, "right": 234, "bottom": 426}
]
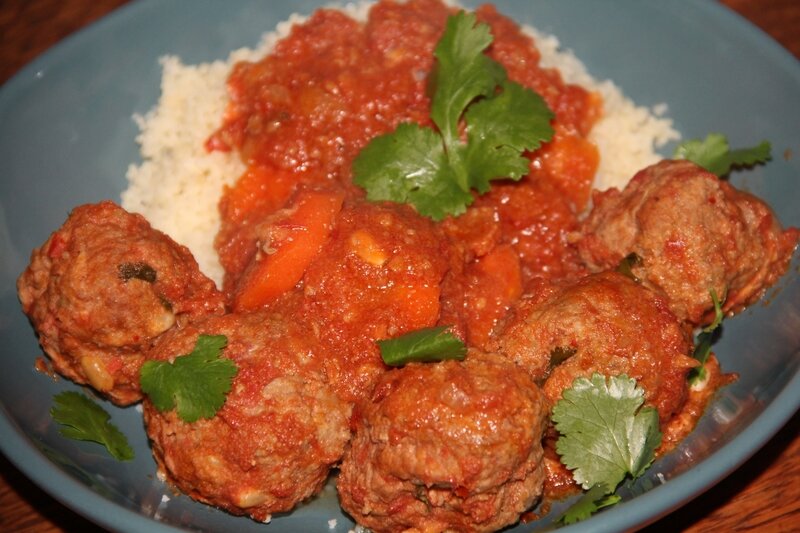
[{"left": 17, "top": 201, "right": 224, "bottom": 405}]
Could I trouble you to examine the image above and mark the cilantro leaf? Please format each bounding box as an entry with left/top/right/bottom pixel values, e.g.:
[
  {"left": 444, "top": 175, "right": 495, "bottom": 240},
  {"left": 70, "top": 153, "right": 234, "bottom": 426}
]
[
  {"left": 431, "top": 12, "right": 506, "bottom": 158},
  {"left": 688, "top": 289, "right": 725, "bottom": 388},
  {"left": 463, "top": 80, "right": 554, "bottom": 192},
  {"left": 51, "top": 391, "right": 134, "bottom": 461},
  {"left": 558, "top": 483, "right": 621, "bottom": 525},
  {"left": 353, "top": 123, "right": 473, "bottom": 219},
  {"left": 552, "top": 373, "right": 662, "bottom": 490},
  {"left": 674, "top": 133, "right": 771, "bottom": 176},
  {"left": 353, "top": 11, "right": 554, "bottom": 220},
  {"left": 378, "top": 326, "right": 467, "bottom": 367},
  {"left": 140, "top": 334, "right": 237, "bottom": 423}
]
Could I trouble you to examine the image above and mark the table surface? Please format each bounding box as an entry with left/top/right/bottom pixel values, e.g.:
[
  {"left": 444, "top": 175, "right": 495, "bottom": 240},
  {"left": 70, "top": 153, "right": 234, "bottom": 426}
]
[{"left": 1, "top": 0, "right": 798, "bottom": 531}]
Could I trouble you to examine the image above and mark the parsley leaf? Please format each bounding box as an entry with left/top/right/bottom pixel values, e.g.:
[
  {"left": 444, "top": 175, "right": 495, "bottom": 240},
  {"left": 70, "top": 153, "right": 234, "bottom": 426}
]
[
  {"left": 552, "top": 373, "right": 662, "bottom": 491},
  {"left": 674, "top": 133, "right": 771, "bottom": 177},
  {"left": 353, "top": 11, "right": 553, "bottom": 220},
  {"left": 688, "top": 289, "right": 725, "bottom": 388},
  {"left": 378, "top": 326, "right": 467, "bottom": 367},
  {"left": 51, "top": 391, "right": 134, "bottom": 461},
  {"left": 140, "top": 334, "right": 237, "bottom": 423},
  {"left": 558, "top": 483, "right": 621, "bottom": 525}
]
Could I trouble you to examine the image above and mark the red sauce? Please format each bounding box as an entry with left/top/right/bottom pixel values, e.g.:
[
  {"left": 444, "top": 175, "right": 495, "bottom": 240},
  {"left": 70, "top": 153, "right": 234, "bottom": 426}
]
[
  {"left": 208, "top": 1, "right": 448, "bottom": 184},
  {"left": 209, "top": 0, "right": 601, "bottom": 339}
]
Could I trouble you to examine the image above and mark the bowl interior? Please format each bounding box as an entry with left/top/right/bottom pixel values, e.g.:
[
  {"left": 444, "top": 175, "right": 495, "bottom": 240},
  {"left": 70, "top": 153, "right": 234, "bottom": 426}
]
[{"left": 1, "top": 1, "right": 798, "bottom": 532}]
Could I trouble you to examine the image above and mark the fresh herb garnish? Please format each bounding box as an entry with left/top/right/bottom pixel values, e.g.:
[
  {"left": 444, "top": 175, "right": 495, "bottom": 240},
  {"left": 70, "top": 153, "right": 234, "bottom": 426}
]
[
  {"left": 552, "top": 374, "right": 662, "bottom": 522},
  {"left": 616, "top": 252, "right": 643, "bottom": 282},
  {"left": 118, "top": 262, "right": 157, "bottom": 283},
  {"left": 378, "top": 326, "right": 467, "bottom": 367},
  {"left": 688, "top": 289, "right": 725, "bottom": 388},
  {"left": 353, "top": 11, "right": 554, "bottom": 220},
  {"left": 140, "top": 334, "right": 237, "bottom": 423},
  {"left": 558, "top": 482, "right": 621, "bottom": 525},
  {"left": 51, "top": 391, "right": 134, "bottom": 461},
  {"left": 674, "top": 133, "right": 771, "bottom": 177}
]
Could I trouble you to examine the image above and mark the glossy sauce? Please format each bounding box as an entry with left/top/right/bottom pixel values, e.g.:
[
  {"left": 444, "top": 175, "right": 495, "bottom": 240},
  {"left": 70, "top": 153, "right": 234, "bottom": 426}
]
[
  {"left": 209, "top": 0, "right": 600, "bottom": 340},
  {"left": 208, "top": 0, "right": 615, "bottom": 500}
]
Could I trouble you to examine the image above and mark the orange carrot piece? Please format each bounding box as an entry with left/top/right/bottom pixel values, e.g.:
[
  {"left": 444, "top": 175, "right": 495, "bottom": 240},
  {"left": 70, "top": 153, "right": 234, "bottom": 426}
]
[
  {"left": 219, "top": 164, "right": 297, "bottom": 226},
  {"left": 232, "top": 189, "right": 345, "bottom": 311}
]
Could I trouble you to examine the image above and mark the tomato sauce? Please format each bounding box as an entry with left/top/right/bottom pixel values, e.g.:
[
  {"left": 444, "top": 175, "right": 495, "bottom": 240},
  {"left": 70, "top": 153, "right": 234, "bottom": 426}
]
[
  {"left": 208, "top": 0, "right": 602, "bottom": 364},
  {"left": 207, "top": 1, "right": 448, "bottom": 183}
]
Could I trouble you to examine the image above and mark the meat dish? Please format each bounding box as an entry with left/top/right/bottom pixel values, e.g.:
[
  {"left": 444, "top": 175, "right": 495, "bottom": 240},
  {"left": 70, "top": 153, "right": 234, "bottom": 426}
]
[
  {"left": 578, "top": 160, "right": 799, "bottom": 325},
  {"left": 17, "top": 201, "right": 225, "bottom": 406},
  {"left": 489, "top": 270, "right": 696, "bottom": 424},
  {"left": 144, "top": 311, "right": 351, "bottom": 521},
  {"left": 15, "top": 0, "right": 799, "bottom": 531},
  {"left": 338, "top": 352, "right": 549, "bottom": 532}
]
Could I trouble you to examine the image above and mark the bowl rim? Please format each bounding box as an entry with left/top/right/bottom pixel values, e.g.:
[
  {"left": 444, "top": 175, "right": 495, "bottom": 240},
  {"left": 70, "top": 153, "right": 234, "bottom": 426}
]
[{"left": 1, "top": 1, "right": 799, "bottom": 532}]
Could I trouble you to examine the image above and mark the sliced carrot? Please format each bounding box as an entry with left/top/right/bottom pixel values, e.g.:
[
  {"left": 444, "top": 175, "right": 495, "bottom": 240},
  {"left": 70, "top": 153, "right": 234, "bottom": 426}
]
[
  {"left": 219, "top": 164, "right": 298, "bottom": 226},
  {"left": 216, "top": 164, "right": 300, "bottom": 285},
  {"left": 232, "top": 189, "right": 345, "bottom": 312}
]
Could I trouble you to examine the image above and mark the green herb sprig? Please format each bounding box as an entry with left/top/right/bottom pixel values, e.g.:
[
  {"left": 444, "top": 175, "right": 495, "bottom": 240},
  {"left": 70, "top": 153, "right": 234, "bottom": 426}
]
[
  {"left": 378, "top": 326, "right": 467, "bottom": 367},
  {"left": 674, "top": 133, "right": 771, "bottom": 177},
  {"left": 688, "top": 289, "right": 725, "bottom": 388},
  {"left": 558, "top": 483, "right": 621, "bottom": 525},
  {"left": 353, "top": 12, "right": 554, "bottom": 220},
  {"left": 553, "top": 374, "right": 662, "bottom": 523},
  {"left": 51, "top": 391, "right": 134, "bottom": 461},
  {"left": 140, "top": 334, "right": 237, "bottom": 423}
]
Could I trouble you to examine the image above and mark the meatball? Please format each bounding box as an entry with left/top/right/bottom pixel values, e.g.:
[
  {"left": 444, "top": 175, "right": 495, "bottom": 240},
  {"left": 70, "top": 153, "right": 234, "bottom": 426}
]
[
  {"left": 143, "top": 311, "right": 351, "bottom": 522},
  {"left": 577, "top": 160, "right": 799, "bottom": 325},
  {"left": 337, "top": 352, "right": 549, "bottom": 533},
  {"left": 300, "top": 201, "right": 450, "bottom": 403},
  {"left": 490, "top": 271, "right": 696, "bottom": 423},
  {"left": 17, "top": 201, "right": 224, "bottom": 405}
]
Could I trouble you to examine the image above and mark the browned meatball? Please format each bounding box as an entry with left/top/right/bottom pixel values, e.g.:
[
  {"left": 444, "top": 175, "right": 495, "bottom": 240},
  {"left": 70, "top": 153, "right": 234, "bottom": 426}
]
[
  {"left": 16, "top": 201, "right": 224, "bottom": 405},
  {"left": 337, "top": 352, "right": 549, "bottom": 533},
  {"left": 577, "top": 160, "right": 799, "bottom": 325},
  {"left": 490, "top": 271, "right": 696, "bottom": 423},
  {"left": 300, "top": 201, "right": 451, "bottom": 404},
  {"left": 143, "top": 311, "right": 351, "bottom": 522}
]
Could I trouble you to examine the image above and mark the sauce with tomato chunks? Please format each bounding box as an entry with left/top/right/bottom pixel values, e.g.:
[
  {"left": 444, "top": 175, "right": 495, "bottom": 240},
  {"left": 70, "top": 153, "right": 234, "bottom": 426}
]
[
  {"left": 209, "top": 0, "right": 600, "bottom": 330},
  {"left": 205, "top": 0, "right": 612, "bottom": 502},
  {"left": 21, "top": 0, "right": 799, "bottom": 527}
]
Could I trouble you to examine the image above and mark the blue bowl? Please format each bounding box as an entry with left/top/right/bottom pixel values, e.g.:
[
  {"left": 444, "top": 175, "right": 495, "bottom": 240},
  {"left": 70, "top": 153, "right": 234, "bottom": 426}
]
[{"left": 1, "top": 1, "right": 798, "bottom": 531}]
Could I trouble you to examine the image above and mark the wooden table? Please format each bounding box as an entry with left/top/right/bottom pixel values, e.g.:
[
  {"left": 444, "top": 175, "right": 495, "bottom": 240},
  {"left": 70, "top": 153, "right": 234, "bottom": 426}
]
[{"left": 1, "top": 0, "right": 798, "bottom": 531}]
